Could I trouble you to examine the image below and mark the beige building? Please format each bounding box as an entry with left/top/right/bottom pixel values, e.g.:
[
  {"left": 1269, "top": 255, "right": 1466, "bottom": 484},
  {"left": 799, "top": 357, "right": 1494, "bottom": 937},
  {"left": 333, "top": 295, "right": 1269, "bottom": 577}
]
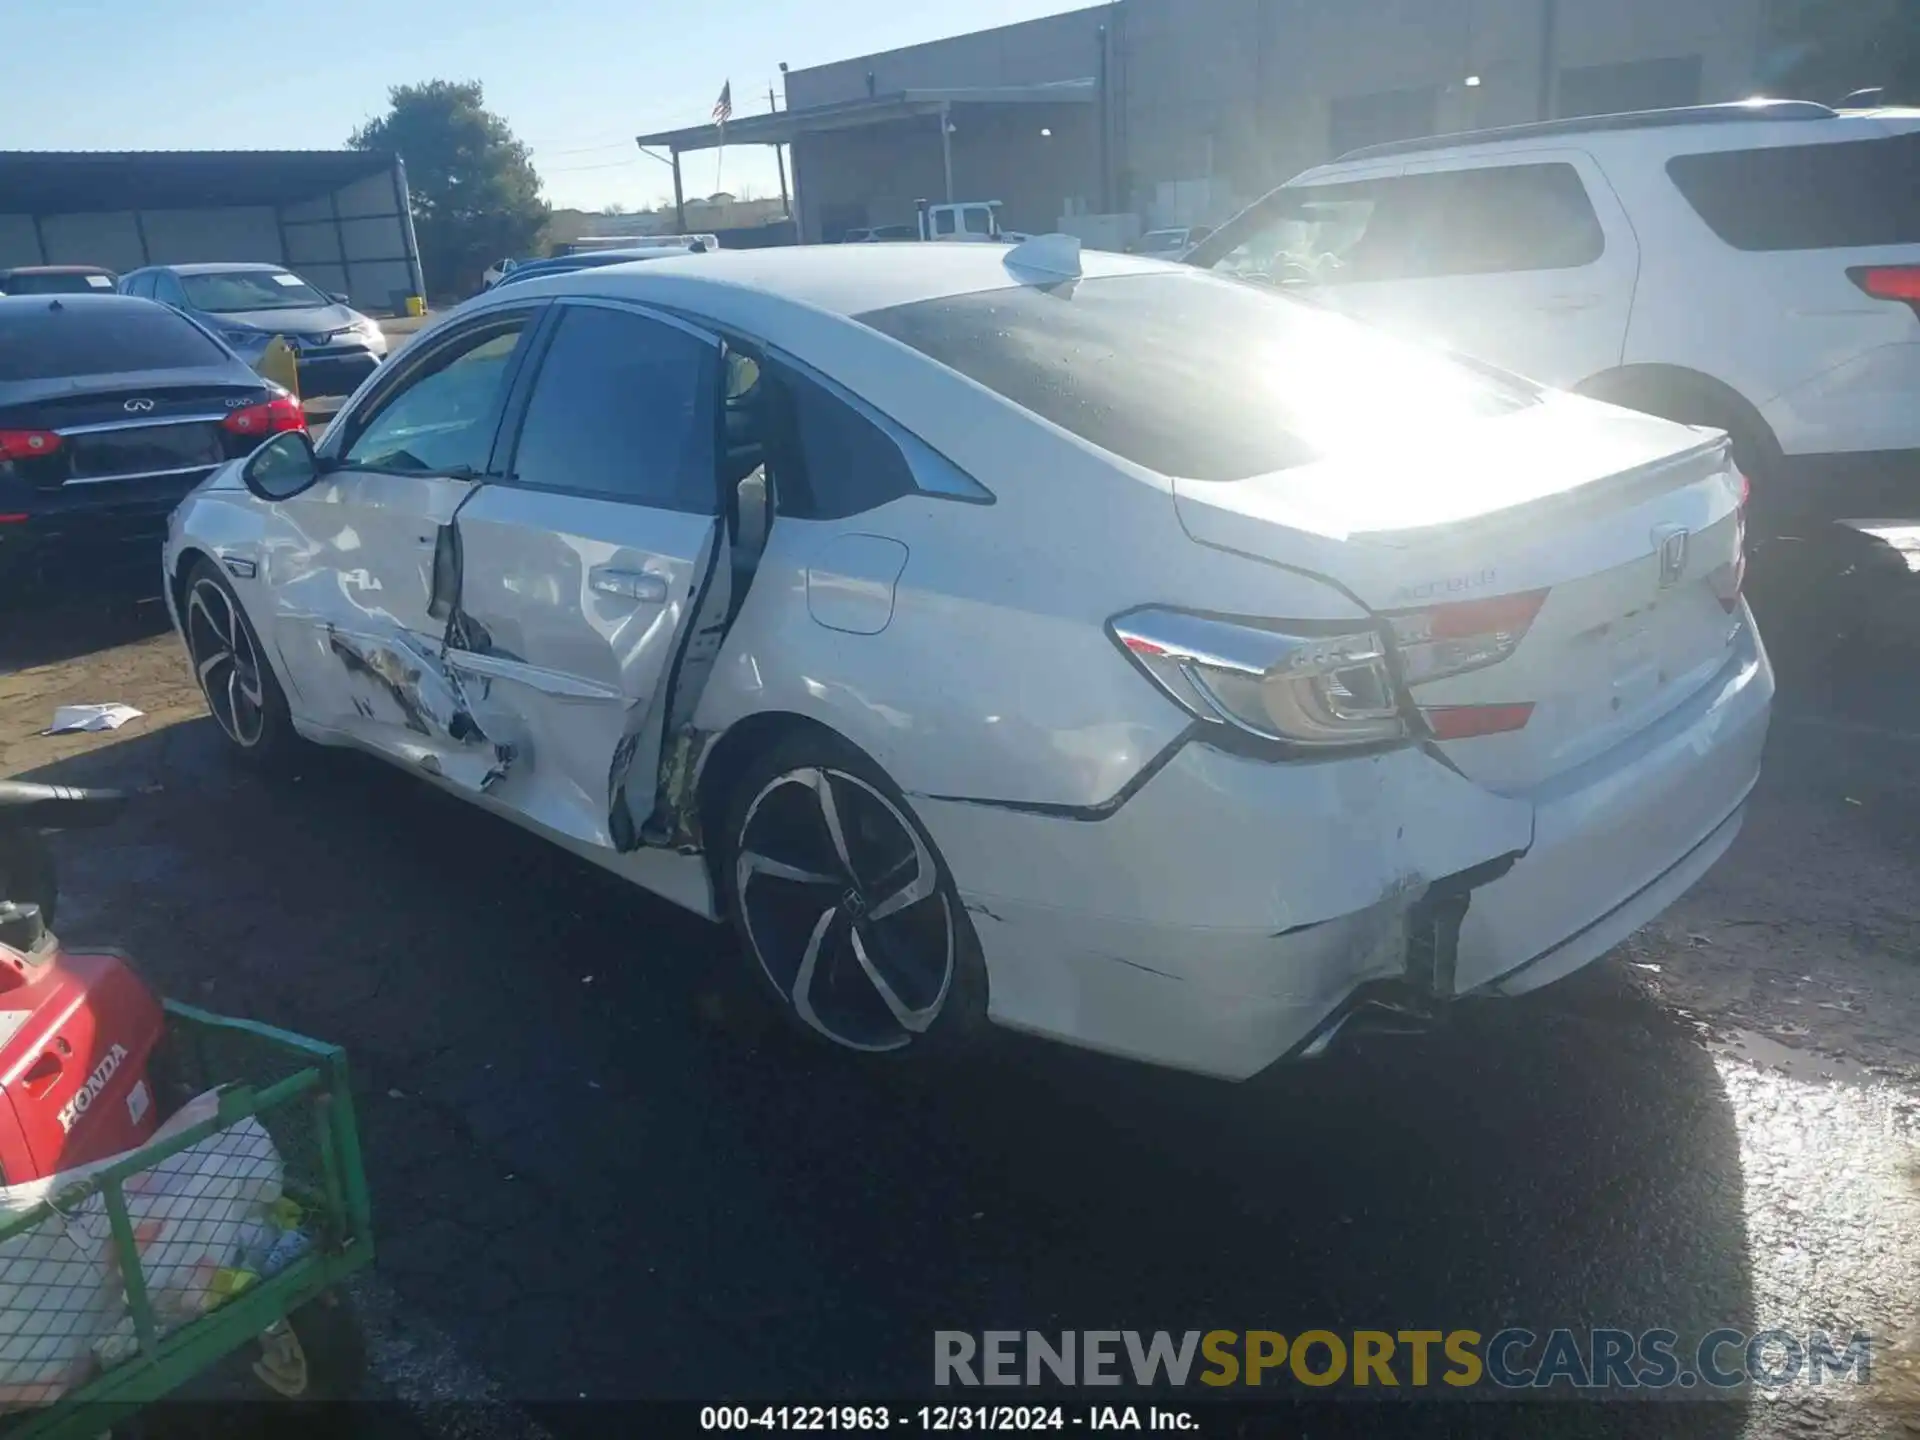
[{"left": 645, "top": 0, "right": 1802, "bottom": 241}]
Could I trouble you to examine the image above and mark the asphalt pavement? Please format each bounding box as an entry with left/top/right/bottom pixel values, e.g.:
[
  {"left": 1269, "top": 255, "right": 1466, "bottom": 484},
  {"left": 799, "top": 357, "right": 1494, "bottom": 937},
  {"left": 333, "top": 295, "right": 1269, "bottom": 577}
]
[{"left": 2, "top": 511, "right": 1919, "bottom": 1438}]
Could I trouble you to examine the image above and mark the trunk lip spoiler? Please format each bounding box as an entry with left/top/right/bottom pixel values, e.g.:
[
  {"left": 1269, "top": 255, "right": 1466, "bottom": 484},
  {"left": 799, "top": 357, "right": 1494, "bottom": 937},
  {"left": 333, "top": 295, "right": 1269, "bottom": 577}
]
[{"left": 1343, "top": 432, "right": 1734, "bottom": 549}]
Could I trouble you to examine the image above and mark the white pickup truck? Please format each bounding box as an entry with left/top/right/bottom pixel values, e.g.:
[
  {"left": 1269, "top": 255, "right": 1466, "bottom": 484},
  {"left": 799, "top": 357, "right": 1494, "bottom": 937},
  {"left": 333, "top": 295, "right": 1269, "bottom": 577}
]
[{"left": 914, "top": 200, "right": 1029, "bottom": 243}]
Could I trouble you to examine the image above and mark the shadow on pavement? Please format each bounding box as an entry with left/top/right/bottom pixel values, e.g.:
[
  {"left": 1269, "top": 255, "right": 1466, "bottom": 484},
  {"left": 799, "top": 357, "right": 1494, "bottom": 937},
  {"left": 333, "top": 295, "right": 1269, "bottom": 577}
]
[
  {"left": 20, "top": 722, "right": 1754, "bottom": 1434},
  {"left": 0, "top": 591, "right": 173, "bottom": 673}
]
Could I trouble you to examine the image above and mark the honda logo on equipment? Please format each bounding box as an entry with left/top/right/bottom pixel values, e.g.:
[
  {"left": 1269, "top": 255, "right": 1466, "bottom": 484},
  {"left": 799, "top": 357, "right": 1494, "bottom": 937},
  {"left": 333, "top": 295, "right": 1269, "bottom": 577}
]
[
  {"left": 1655, "top": 527, "right": 1690, "bottom": 589},
  {"left": 123, "top": 397, "right": 154, "bottom": 413}
]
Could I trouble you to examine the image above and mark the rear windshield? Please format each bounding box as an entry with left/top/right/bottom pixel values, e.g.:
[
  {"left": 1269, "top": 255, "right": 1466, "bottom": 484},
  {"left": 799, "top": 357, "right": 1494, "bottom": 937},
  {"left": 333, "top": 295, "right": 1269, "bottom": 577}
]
[
  {"left": 0, "top": 272, "right": 115, "bottom": 296},
  {"left": 0, "top": 300, "right": 227, "bottom": 382},
  {"left": 857, "top": 273, "right": 1537, "bottom": 480},
  {"left": 179, "top": 270, "right": 328, "bottom": 312},
  {"left": 1666, "top": 134, "right": 1920, "bottom": 251}
]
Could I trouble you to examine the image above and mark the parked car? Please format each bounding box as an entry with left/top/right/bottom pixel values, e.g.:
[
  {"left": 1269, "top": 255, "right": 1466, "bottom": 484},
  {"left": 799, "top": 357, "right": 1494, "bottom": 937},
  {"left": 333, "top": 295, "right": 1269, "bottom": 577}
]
[
  {"left": 482, "top": 257, "right": 519, "bottom": 290},
  {"left": 1129, "top": 226, "right": 1211, "bottom": 258},
  {"left": 487, "top": 246, "right": 704, "bottom": 289},
  {"left": 842, "top": 226, "right": 919, "bottom": 243},
  {"left": 0, "top": 293, "right": 303, "bottom": 597},
  {"left": 1187, "top": 99, "right": 1920, "bottom": 514},
  {"left": 163, "top": 242, "right": 1770, "bottom": 1080},
  {"left": 0, "top": 265, "right": 119, "bottom": 296},
  {"left": 119, "top": 263, "right": 388, "bottom": 398}
]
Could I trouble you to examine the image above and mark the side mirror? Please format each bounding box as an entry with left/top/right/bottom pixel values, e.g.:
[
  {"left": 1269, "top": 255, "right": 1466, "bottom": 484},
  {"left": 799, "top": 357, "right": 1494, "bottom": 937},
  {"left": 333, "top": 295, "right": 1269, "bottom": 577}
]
[
  {"left": 241, "top": 429, "right": 323, "bottom": 501},
  {"left": 328, "top": 291, "right": 350, "bottom": 305}
]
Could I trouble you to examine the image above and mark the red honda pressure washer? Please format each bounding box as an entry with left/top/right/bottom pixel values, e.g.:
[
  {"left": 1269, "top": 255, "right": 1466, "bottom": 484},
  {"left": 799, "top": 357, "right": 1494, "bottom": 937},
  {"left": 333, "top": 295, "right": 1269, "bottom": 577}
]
[{"left": 0, "top": 780, "right": 164, "bottom": 1184}]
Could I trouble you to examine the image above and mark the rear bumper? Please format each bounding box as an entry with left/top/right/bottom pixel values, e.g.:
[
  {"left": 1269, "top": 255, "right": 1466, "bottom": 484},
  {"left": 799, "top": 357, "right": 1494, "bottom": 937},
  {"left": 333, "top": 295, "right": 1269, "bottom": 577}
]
[
  {"left": 1455, "top": 615, "right": 1772, "bottom": 994},
  {"left": 915, "top": 618, "right": 1771, "bottom": 1081},
  {"left": 0, "top": 490, "right": 201, "bottom": 597},
  {"left": 1762, "top": 341, "right": 1920, "bottom": 460}
]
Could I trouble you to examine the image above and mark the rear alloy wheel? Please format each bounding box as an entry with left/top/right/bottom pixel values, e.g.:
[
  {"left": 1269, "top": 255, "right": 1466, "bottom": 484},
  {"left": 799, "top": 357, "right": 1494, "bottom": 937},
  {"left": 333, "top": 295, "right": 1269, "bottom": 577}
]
[
  {"left": 182, "top": 560, "right": 294, "bottom": 763},
  {"left": 724, "top": 740, "right": 981, "bottom": 1056}
]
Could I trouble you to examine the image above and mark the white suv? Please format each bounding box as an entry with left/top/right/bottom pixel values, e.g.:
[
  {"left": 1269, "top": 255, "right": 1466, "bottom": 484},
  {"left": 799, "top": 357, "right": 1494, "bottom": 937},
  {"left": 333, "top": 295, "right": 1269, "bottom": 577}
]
[{"left": 1189, "top": 100, "right": 1920, "bottom": 512}]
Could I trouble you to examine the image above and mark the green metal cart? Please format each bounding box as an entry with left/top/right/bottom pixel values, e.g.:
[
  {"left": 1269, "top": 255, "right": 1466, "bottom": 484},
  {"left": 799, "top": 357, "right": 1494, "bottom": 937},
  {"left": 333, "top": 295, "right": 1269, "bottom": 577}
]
[{"left": 0, "top": 1001, "right": 374, "bottom": 1437}]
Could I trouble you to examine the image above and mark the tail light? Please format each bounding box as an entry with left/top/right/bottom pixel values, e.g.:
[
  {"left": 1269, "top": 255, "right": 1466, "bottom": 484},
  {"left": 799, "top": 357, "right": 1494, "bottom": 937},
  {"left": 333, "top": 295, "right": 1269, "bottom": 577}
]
[
  {"left": 1110, "top": 607, "right": 1407, "bottom": 749},
  {"left": 0, "top": 430, "right": 63, "bottom": 462},
  {"left": 221, "top": 393, "right": 306, "bottom": 438},
  {"left": 1711, "top": 468, "right": 1749, "bottom": 612},
  {"left": 1386, "top": 590, "right": 1548, "bottom": 740},
  {"left": 1848, "top": 265, "right": 1920, "bottom": 318}
]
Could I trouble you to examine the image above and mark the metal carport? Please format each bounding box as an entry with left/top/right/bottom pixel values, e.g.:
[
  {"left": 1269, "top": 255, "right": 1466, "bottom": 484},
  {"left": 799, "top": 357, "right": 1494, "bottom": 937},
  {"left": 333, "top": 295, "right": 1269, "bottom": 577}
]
[
  {"left": 637, "top": 81, "right": 1098, "bottom": 243},
  {"left": 0, "top": 150, "right": 426, "bottom": 314}
]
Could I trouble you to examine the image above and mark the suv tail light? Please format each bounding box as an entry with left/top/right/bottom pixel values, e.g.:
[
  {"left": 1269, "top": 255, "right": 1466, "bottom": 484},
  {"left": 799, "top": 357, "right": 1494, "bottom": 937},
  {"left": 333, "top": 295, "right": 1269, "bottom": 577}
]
[
  {"left": 0, "top": 430, "right": 63, "bottom": 462},
  {"left": 1848, "top": 264, "right": 1920, "bottom": 318},
  {"left": 1110, "top": 608, "right": 1407, "bottom": 749},
  {"left": 221, "top": 393, "right": 306, "bottom": 438}
]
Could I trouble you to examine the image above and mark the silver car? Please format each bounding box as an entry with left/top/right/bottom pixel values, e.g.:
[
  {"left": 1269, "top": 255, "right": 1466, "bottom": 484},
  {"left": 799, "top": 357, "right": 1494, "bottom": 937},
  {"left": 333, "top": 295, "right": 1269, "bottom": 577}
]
[{"left": 120, "top": 263, "right": 388, "bottom": 397}]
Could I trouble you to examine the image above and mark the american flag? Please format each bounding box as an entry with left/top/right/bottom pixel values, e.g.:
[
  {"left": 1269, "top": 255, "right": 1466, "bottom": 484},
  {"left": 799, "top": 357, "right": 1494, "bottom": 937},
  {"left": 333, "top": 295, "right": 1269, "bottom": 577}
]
[{"left": 712, "top": 81, "right": 733, "bottom": 126}]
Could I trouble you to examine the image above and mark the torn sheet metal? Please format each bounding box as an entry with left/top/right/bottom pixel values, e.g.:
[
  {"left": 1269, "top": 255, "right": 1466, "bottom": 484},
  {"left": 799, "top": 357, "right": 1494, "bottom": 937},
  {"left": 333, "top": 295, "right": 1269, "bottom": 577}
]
[{"left": 325, "top": 628, "right": 514, "bottom": 790}]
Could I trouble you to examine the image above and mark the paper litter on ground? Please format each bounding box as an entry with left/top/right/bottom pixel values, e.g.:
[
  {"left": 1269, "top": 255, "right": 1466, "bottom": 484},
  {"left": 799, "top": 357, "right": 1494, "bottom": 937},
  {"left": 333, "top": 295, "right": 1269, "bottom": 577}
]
[{"left": 45, "top": 704, "right": 144, "bottom": 734}]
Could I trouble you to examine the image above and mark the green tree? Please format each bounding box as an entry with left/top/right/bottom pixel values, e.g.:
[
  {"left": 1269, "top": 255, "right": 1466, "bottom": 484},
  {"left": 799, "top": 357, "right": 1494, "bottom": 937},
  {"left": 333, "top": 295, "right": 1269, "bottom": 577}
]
[
  {"left": 350, "top": 80, "right": 549, "bottom": 300},
  {"left": 1774, "top": 0, "right": 1920, "bottom": 104}
]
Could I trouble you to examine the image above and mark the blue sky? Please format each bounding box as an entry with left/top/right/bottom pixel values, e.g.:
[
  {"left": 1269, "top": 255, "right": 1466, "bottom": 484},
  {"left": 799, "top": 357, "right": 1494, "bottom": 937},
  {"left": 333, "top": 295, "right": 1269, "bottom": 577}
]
[{"left": 3, "top": 0, "right": 1086, "bottom": 211}]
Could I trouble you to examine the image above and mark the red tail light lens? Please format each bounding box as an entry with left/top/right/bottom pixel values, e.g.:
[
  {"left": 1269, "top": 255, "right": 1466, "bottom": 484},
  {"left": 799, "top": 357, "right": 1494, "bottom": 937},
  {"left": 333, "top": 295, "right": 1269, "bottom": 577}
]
[
  {"left": 1849, "top": 265, "right": 1920, "bottom": 316},
  {"left": 221, "top": 393, "right": 306, "bottom": 438},
  {"left": 1713, "top": 468, "right": 1749, "bottom": 612},
  {"left": 1386, "top": 589, "right": 1548, "bottom": 686},
  {"left": 0, "top": 430, "right": 63, "bottom": 461},
  {"left": 1423, "top": 703, "right": 1536, "bottom": 740}
]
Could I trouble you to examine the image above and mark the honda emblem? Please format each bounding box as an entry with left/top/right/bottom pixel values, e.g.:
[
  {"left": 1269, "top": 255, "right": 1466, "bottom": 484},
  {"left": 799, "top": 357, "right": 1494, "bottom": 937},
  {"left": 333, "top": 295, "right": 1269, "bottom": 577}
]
[
  {"left": 1655, "top": 527, "right": 1690, "bottom": 589},
  {"left": 123, "top": 397, "right": 155, "bottom": 413}
]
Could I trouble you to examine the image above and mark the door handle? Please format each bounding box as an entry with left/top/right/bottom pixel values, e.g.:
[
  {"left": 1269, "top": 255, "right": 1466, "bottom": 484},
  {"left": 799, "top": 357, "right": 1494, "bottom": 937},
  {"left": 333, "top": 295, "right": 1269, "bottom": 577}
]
[
  {"left": 1541, "top": 294, "right": 1602, "bottom": 313},
  {"left": 589, "top": 568, "right": 669, "bottom": 604}
]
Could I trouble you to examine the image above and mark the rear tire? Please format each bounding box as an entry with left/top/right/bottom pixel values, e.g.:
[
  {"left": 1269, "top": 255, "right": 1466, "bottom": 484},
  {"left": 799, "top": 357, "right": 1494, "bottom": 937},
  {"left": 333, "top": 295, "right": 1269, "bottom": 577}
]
[
  {"left": 716, "top": 729, "right": 987, "bottom": 1062},
  {"left": 180, "top": 559, "right": 298, "bottom": 766}
]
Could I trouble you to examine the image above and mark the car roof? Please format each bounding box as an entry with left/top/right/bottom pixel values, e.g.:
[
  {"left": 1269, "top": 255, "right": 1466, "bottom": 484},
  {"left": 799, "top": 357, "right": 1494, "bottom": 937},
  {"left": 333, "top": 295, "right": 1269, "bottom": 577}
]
[
  {"left": 494, "top": 241, "right": 1181, "bottom": 318},
  {"left": 1330, "top": 99, "right": 1842, "bottom": 164},
  {"left": 150, "top": 261, "right": 291, "bottom": 275},
  {"left": 0, "top": 291, "right": 164, "bottom": 314}
]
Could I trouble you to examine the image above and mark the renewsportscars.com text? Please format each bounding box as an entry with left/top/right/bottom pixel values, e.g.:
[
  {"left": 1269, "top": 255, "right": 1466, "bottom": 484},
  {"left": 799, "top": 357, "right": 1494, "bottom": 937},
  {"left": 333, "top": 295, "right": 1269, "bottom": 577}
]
[{"left": 935, "top": 1329, "right": 1873, "bottom": 1391}]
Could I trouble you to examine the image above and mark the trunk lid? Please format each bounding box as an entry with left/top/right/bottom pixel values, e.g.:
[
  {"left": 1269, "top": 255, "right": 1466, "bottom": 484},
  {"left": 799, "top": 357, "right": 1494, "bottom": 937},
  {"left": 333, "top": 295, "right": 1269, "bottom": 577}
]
[{"left": 1172, "top": 396, "right": 1748, "bottom": 792}]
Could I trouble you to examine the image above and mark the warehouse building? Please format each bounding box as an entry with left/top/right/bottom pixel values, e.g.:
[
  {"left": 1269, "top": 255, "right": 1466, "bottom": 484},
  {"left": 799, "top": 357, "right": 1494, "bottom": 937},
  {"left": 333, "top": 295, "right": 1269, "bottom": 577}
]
[
  {"left": 0, "top": 150, "right": 426, "bottom": 312},
  {"left": 646, "top": 0, "right": 1792, "bottom": 242}
]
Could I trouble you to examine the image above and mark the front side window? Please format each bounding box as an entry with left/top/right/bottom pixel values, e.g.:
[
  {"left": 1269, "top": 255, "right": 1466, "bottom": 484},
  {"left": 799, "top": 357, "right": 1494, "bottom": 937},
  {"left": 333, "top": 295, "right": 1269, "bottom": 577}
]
[
  {"left": 1667, "top": 135, "right": 1920, "bottom": 251},
  {"left": 506, "top": 304, "right": 719, "bottom": 512},
  {"left": 179, "top": 269, "right": 328, "bottom": 312},
  {"left": 961, "top": 207, "right": 993, "bottom": 236},
  {"left": 933, "top": 211, "right": 957, "bottom": 237},
  {"left": 340, "top": 320, "right": 527, "bottom": 476},
  {"left": 858, "top": 273, "right": 1536, "bottom": 481}
]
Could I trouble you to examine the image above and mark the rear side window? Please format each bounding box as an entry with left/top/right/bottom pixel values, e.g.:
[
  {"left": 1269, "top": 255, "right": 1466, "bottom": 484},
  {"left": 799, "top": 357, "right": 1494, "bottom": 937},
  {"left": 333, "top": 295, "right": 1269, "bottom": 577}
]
[
  {"left": 858, "top": 273, "right": 1536, "bottom": 481},
  {"left": 0, "top": 300, "right": 226, "bottom": 382},
  {"left": 1666, "top": 135, "right": 1920, "bottom": 250},
  {"left": 1202, "top": 163, "right": 1604, "bottom": 286},
  {"left": 507, "top": 304, "right": 719, "bottom": 511},
  {"left": 761, "top": 361, "right": 917, "bottom": 519}
]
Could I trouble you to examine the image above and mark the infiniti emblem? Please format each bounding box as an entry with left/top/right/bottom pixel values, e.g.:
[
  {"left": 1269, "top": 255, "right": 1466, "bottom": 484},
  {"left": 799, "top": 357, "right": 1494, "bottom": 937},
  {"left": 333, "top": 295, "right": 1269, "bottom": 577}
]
[
  {"left": 1655, "top": 527, "right": 1690, "bottom": 589},
  {"left": 123, "top": 397, "right": 155, "bottom": 413}
]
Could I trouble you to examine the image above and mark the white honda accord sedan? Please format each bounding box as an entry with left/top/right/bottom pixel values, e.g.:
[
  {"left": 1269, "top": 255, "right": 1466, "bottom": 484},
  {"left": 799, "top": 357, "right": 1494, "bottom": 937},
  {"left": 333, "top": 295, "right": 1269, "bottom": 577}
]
[{"left": 164, "top": 239, "right": 1772, "bottom": 1079}]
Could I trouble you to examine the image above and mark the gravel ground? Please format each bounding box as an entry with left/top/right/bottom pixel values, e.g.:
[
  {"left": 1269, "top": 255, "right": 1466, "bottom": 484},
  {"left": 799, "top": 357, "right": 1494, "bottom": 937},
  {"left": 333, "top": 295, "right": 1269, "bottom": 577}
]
[{"left": 1, "top": 513, "right": 1917, "bottom": 1436}]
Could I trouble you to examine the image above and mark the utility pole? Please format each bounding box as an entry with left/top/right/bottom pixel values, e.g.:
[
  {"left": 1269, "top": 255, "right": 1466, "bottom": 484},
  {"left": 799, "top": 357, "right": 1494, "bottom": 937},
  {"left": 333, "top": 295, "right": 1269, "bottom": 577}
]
[
  {"left": 1537, "top": 0, "right": 1560, "bottom": 121},
  {"left": 770, "top": 84, "right": 791, "bottom": 219}
]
